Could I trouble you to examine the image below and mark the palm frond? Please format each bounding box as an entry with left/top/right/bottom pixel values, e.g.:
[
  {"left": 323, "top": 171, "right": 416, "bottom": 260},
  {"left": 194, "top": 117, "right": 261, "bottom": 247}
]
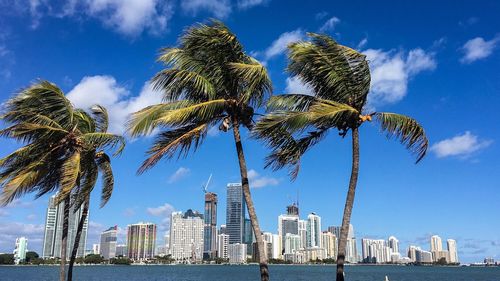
[
  {"left": 229, "top": 60, "right": 272, "bottom": 107},
  {"left": 57, "top": 151, "right": 81, "bottom": 203},
  {"left": 91, "top": 105, "right": 109, "bottom": 133},
  {"left": 151, "top": 69, "right": 216, "bottom": 102},
  {"left": 79, "top": 133, "right": 125, "bottom": 156},
  {"left": 375, "top": 112, "right": 428, "bottom": 163},
  {"left": 139, "top": 123, "right": 209, "bottom": 174},
  {"left": 267, "top": 94, "right": 317, "bottom": 112},
  {"left": 153, "top": 99, "right": 226, "bottom": 127},
  {"left": 96, "top": 153, "right": 114, "bottom": 208}
]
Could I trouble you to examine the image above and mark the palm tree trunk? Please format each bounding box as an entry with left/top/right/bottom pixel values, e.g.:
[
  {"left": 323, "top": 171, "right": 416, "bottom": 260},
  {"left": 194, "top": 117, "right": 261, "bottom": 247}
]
[
  {"left": 67, "top": 197, "right": 89, "bottom": 281},
  {"left": 231, "top": 117, "right": 269, "bottom": 281},
  {"left": 336, "top": 127, "right": 360, "bottom": 281},
  {"left": 60, "top": 196, "right": 71, "bottom": 281}
]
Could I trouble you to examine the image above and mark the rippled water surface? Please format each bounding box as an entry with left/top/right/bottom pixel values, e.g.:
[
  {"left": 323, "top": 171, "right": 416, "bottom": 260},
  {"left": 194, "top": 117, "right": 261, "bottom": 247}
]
[{"left": 1, "top": 265, "right": 499, "bottom": 281}]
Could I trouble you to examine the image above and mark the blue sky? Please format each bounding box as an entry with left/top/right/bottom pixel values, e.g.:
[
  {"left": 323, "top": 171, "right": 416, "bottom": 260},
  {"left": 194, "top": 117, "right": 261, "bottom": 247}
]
[{"left": 0, "top": 0, "right": 499, "bottom": 263}]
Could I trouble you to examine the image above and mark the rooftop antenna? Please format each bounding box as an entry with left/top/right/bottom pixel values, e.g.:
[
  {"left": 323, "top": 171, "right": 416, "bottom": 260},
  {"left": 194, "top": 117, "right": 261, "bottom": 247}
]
[{"left": 202, "top": 173, "right": 212, "bottom": 193}]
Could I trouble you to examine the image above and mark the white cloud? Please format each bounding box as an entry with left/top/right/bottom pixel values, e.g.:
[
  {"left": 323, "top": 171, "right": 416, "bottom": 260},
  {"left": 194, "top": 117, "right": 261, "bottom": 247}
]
[
  {"left": 248, "top": 169, "right": 279, "bottom": 188},
  {"left": 315, "top": 11, "right": 328, "bottom": 20},
  {"left": 237, "top": 0, "right": 267, "bottom": 9},
  {"left": 460, "top": 36, "right": 499, "bottom": 64},
  {"left": 0, "top": 221, "right": 44, "bottom": 253},
  {"left": 146, "top": 203, "right": 175, "bottom": 231},
  {"left": 123, "top": 207, "right": 136, "bottom": 217},
  {"left": 181, "top": 0, "right": 231, "bottom": 18},
  {"left": 167, "top": 167, "right": 190, "bottom": 183},
  {"left": 357, "top": 38, "right": 368, "bottom": 49},
  {"left": 319, "top": 16, "right": 340, "bottom": 33},
  {"left": 85, "top": 0, "right": 173, "bottom": 36},
  {"left": 263, "top": 29, "right": 303, "bottom": 61},
  {"left": 66, "top": 75, "right": 163, "bottom": 135},
  {"left": 363, "top": 47, "right": 436, "bottom": 107},
  {"left": 431, "top": 131, "right": 492, "bottom": 158},
  {"left": 285, "top": 76, "right": 314, "bottom": 95}
]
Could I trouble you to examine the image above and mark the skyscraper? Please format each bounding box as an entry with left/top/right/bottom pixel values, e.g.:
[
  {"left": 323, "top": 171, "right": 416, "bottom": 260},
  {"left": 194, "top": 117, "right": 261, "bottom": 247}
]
[
  {"left": 430, "top": 235, "right": 443, "bottom": 252},
  {"left": 100, "top": 226, "right": 117, "bottom": 259},
  {"left": 388, "top": 236, "right": 399, "bottom": 254},
  {"left": 298, "top": 220, "right": 307, "bottom": 249},
  {"left": 226, "top": 183, "right": 246, "bottom": 244},
  {"left": 447, "top": 239, "right": 458, "bottom": 263},
  {"left": 329, "top": 224, "right": 357, "bottom": 263},
  {"left": 42, "top": 195, "right": 88, "bottom": 259},
  {"left": 321, "top": 232, "right": 337, "bottom": 259},
  {"left": 203, "top": 192, "right": 218, "bottom": 259},
  {"left": 13, "top": 237, "right": 28, "bottom": 264},
  {"left": 228, "top": 243, "right": 247, "bottom": 264},
  {"left": 361, "top": 239, "right": 391, "bottom": 263},
  {"left": 306, "top": 213, "right": 321, "bottom": 248},
  {"left": 278, "top": 205, "right": 299, "bottom": 253},
  {"left": 169, "top": 210, "right": 204, "bottom": 262},
  {"left": 127, "top": 222, "right": 156, "bottom": 261},
  {"left": 217, "top": 233, "right": 229, "bottom": 259}
]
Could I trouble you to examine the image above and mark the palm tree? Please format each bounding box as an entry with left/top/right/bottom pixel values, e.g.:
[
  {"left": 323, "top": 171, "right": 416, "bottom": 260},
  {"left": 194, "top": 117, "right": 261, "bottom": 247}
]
[
  {"left": 0, "top": 81, "right": 124, "bottom": 281},
  {"left": 128, "top": 21, "right": 272, "bottom": 281},
  {"left": 253, "top": 34, "right": 428, "bottom": 281}
]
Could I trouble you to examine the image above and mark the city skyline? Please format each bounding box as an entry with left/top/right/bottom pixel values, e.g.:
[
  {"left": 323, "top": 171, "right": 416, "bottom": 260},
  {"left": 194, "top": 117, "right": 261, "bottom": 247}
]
[{"left": 0, "top": 0, "right": 499, "bottom": 264}]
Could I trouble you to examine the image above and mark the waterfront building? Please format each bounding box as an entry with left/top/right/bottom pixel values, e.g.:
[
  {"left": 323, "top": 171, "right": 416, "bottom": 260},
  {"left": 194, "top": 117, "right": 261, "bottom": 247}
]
[
  {"left": 164, "top": 234, "right": 170, "bottom": 256},
  {"left": 278, "top": 209, "right": 299, "bottom": 252},
  {"left": 328, "top": 224, "right": 357, "bottom": 262},
  {"left": 321, "top": 232, "right": 337, "bottom": 259},
  {"left": 13, "top": 237, "right": 28, "bottom": 264},
  {"left": 92, "top": 243, "right": 100, "bottom": 255},
  {"left": 361, "top": 239, "right": 391, "bottom": 263},
  {"left": 226, "top": 183, "right": 246, "bottom": 244},
  {"left": 203, "top": 192, "right": 218, "bottom": 259},
  {"left": 100, "top": 226, "right": 117, "bottom": 259},
  {"left": 388, "top": 236, "right": 399, "bottom": 254},
  {"left": 42, "top": 194, "right": 88, "bottom": 259},
  {"left": 415, "top": 248, "right": 433, "bottom": 264},
  {"left": 447, "top": 239, "right": 459, "bottom": 263},
  {"left": 408, "top": 245, "right": 418, "bottom": 262},
  {"left": 217, "top": 233, "right": 229, "bottom": 259},
  {"left": 169, "top": 210, "right": 204, "bottom": 262},
  {"left": 433, "top": 250, "right": 450, "bottom": 263},
  {"left": 430, "top": 235, "right": 443, "bottom": 252},
  {"left": 115, "top": 244, "right": 127, "bottom": 257},
  {"left": 284, "top": 233, "right": 301, "bottom": 255},
  {"left": 306, "top": 213, "right": 321, "bottom": 248},
  {"left": 228, "top": 243, "right": 247, "bottom": 264},
  {"left": 298, "top": 220, "right": 307, "bottom": 249},
  {"left": 127, "top": 222, "right": 156, "bottom": 261}
]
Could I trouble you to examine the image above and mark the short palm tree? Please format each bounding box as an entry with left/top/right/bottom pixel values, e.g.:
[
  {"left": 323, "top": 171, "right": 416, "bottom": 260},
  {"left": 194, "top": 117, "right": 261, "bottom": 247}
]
[
  {"left": 0, "top": 81, "right": 124, "bottom": 281},
  {"left": 128, "top": 21, "right": 272, "bottom": 281},
  {"left": 253, "top": 34, "right": 428, "bottom": 281}
]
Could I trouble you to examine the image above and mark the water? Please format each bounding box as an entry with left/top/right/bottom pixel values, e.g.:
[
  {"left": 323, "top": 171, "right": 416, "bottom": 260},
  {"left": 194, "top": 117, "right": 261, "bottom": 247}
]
[{"left": 0, "top": 265, "right": 499, "bottom": 281}]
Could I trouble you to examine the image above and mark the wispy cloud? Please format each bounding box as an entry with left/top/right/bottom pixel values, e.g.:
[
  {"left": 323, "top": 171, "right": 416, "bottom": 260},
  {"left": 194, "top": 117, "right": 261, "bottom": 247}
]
[
  {"left": 181, "top": 0, "right": 232, "bottom": 18},
  {"left": 66, "top": 75, "right": 163, "bottom": 135},
  {"left": 431, "top": 131, "right": 492, "bottom": 158},
  {"left": 167, "top": 167, "right": 190, "bottom": 184},
  {"left": 460, "top": 35, "right": 499, "bottom": 64},
  {"left": 0, "top": 221, "right": 44, "bottom": 253},
  {"left": 285, "top": 76, "right": 314, "bottom": 95},
  {"left": 261, "top": 29, "right": 303, "bottom": 62},
  {"left": 319, "top": 16, "right": 340, "bottom": 33},
  {"left": 237, "top": 0, "right": 268, "bottom": 9},
  {"left": 146, "top": 203, "right": 175, "bottom": 231},
  {"left": 248, "top": 169, "right": 279, "bottom": 188}
]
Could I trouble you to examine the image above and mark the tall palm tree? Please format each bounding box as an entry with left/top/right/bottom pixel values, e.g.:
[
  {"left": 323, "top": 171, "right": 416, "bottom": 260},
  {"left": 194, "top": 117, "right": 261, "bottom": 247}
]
[
  {"left": 128, "top": 21, "right": 272, "bottom": 281},
  {"left": 0, "top": 81, "right": 124, "bottom": 281},
  {"left": 253, "top": 34, "right": 428, "bottom": 281}
]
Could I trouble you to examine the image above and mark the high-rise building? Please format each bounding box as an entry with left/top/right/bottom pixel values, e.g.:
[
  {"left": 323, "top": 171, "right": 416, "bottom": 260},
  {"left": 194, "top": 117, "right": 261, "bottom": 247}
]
[
  {"left": 164, "top": 234, "right": 170, "bottom": 256},
  {"left": 115, "top": 244, "right": 127, "bottom": 257},
  {"left": 42, "top": 195, "right": 88, "bottom": 259},
  {"left": 226, "top": 183, "right": 246, "bottom": 244},
  {"left": 278, "top": 209, "right": 299, "bottom": 252},
  {"left": 217, "top": 233, "right": 229, "bottom": 259},
  {"left": 286, "top": 203, "right": 299, "bottom": 216},
  {"left": 447, "top": 239, "right": 458, "bottom": 263},
  {"left": 306, "top": 213, "right": 321, "bottom": 248},
  {"left": 284, "top": 233, "right": 301, "bottom": 255},
  {"left": 219, "top": 225, "right": 227, "bottom": 235},
  {"left": 430, "top": 235, "right": 443, "bottom": 252},
  {"left": 127, "top": 222, "right": 156, "bottom": 261},
  {"left": 92, "top": 244, "right": 100, "bottom": 255},
  {"left": 228, "top": 243, "right": 247, "bottom": 264},
  {"left": 408, "top": 245, "right": 418, "bottom": 262},
  {"left": 13, "top": 237, "right": 28, "bottom": 264},
  {"left": 243, "top": 218, "right": 254, "bottom": 255},
  {"left": 321, "top": 232, "right": 337, "bottom": 259},
  {"left": 169, "top": 210, "right": 204, "bottom": 262},
  {"left": 298, "top": 220, "right": 307, "bottom": 249},
  {"left": 328, "top": 224, "right": 357, "bottom": 262},
  {"left": 100, "top": 226, "right": 117, "bottom": 259},
  {"left": 361, "top": 239, "right": 391, "bottom": 263},
  {"left": 415, "top": 248, "right": 433, "bottom": 264},
  {"left": 388, "top": 236, "right": 399, "bottom": 254},
  {"left": 203, "top": 192, "right": 218, "bottom": 259}
]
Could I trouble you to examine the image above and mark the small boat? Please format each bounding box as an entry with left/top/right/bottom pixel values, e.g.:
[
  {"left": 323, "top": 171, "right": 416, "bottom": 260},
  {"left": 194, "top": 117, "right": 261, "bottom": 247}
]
[{"left": 385, "top": 276, "right": 390, "bottom": 281}]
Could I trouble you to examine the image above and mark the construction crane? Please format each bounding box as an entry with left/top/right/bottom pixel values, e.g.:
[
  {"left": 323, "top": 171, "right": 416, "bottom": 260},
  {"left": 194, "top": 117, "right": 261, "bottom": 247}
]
[{"left": 202, "top": 173, "right": 212, "bottom": 193}]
